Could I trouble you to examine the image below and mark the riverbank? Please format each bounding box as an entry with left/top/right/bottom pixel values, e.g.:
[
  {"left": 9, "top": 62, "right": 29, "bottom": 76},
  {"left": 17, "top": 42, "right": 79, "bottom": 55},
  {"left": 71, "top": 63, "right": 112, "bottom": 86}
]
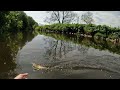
[
  {"left": 35, "top": 23, "right": 120, "bottom": 44},
  {"left": 37, "top": 31, "right": 120, "bottom": 44}
]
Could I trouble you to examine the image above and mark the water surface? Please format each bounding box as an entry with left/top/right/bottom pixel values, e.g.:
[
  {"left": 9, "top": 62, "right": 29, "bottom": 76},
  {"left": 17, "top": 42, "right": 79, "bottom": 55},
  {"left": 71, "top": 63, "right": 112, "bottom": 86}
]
[{"left": 1, "top": 32, "right": 120, "bottom": 79}]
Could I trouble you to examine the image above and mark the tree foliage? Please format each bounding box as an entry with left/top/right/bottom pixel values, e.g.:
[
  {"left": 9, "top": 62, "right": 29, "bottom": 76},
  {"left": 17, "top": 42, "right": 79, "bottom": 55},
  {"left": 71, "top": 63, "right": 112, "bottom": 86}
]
[
  {"left": 0, "top": 11, "right": 38, "bottom": 34},
  {"left": 36, "top": 23, "right": 120, "bottom": 40}
]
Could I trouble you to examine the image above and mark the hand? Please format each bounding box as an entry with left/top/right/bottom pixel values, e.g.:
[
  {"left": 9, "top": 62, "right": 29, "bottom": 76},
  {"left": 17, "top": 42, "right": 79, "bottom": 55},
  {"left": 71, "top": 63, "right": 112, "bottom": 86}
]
[{"left": 14, "top": 73, "right": 28, "bottom": 79}]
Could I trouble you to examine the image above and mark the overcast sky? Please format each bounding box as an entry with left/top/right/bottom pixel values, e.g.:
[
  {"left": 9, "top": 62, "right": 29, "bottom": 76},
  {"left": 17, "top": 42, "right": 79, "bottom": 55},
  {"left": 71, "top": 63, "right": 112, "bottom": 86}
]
[{"left": 24, "top": 11, "right": 120, "bottom": 27}]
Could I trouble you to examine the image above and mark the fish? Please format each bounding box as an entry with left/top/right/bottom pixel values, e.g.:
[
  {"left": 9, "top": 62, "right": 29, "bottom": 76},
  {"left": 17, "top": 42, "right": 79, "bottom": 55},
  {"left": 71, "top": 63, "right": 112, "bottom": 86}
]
[{"left": 32, "top": 63, "right": 48, "bottom": 70}]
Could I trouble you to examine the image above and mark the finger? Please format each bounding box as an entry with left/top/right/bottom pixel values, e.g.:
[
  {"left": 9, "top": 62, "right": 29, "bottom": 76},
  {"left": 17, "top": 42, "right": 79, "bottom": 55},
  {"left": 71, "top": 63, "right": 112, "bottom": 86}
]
[
  {"left": 22, "top": 75, "right": 28, "bottom": 79},
  {"left": 21, "top": 73, "right": 28, "bottom": 76},
  {"left": 23, "top": 75, "right": 28, "bottom": 78},
  {"left": 22, "top": 73, "right": 28, "bottom": 75}
]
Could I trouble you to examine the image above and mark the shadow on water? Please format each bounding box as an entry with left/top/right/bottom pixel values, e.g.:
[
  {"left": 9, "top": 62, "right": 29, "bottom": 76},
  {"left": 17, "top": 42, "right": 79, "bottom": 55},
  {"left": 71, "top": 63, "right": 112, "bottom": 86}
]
[{"left": 0, "top": 32, "right": 36, "bottom": 79}]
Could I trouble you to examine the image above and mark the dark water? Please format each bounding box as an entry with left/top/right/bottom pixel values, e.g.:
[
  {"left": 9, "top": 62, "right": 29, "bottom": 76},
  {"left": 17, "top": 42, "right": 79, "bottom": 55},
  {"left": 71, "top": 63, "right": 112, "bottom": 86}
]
[{"left": 1, "top": 32, "right": 120, "bottom": 79}]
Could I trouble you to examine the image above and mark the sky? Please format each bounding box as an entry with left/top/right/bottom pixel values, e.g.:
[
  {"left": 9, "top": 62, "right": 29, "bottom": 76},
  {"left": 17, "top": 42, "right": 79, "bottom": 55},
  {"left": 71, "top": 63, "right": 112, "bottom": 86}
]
[{"left": 24, "top": 11, "right": 120, "bottom": 27}]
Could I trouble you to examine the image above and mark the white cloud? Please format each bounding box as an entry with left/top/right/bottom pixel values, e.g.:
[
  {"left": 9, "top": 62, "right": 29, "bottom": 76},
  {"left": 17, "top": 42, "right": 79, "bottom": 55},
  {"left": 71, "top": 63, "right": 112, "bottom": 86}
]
[
  {"left": 24, "top": 11, "right": 47, "bottom": 24},
  {"left": 24, "top": 11, "right": 120, "bottom": 27}
]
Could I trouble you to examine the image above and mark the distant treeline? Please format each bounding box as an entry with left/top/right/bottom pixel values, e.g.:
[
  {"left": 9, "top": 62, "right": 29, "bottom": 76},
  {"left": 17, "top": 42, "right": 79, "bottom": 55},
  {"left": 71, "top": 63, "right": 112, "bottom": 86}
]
[
  {"left": 36, "top": 23, "right": 120, "bottom": 42},
  {"left": 0, "top": 11, "right": 38, "bottom": 35}
]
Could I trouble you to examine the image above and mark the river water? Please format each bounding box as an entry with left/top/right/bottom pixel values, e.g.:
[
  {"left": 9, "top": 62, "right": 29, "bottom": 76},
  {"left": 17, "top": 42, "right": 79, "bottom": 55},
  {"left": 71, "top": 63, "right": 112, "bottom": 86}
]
[{"left": 1, "top": 32, "right": 120, "bottom": 79}]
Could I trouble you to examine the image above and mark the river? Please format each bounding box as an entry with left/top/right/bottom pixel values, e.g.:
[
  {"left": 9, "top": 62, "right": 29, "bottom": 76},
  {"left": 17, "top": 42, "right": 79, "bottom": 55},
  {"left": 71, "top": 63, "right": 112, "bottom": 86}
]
[{"left": 0, "top": 32, "right": 120, "bottom": 79}]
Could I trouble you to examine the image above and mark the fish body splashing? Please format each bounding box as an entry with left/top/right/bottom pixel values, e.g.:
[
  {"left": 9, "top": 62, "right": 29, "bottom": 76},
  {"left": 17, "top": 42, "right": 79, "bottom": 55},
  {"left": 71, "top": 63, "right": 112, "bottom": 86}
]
[{"left": 32, "top": 63, "right": 48, "bottom": 70}]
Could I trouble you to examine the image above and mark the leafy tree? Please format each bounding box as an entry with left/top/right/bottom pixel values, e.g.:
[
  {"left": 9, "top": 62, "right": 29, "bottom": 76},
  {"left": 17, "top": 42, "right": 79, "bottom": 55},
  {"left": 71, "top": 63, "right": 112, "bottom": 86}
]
[
  {"left": 27, "top": 16, "right": 38, "bottom": 32},
  {"left": 0, "top": 11, "right": 38, "bottom": 34}
]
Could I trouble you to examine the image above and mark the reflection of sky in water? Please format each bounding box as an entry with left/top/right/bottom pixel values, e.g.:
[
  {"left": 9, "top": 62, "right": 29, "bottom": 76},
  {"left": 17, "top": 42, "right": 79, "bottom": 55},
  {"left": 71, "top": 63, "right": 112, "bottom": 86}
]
[{"left": 16, "top": 35, "right": 120, "bottom": 79}]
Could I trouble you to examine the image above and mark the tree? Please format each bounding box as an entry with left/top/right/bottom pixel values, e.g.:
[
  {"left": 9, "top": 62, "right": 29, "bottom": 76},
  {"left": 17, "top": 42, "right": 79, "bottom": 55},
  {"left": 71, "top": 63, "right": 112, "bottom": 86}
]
[
  {"left": 81, "top": 11, "right": 94, "bottom": 24},
  {"left": 0, "top": 11, "right": 9, "bottom": 33},
  {"left": 0, "top": 11, "right": 9, "bottom": 26},
  {"left": 18, "top": 11, "right": 28, "bottom": 31},
  {"left": 44, "top": 11, "right": 77, "bottom": 24},
  {"left": 0, "top": 11, "right": 38, "bottom": 33},
  {"left": 6, "top": 11, "right": 24, "bottom": 33},
  {"left": 27, "top": 16, "right": 38, "bottom": 32}
]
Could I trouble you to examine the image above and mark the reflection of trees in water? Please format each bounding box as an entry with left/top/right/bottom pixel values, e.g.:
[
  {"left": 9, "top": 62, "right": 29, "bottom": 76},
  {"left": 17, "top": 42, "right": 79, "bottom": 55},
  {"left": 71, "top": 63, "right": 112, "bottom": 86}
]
[
  {"left": 0, "top": 42, "right": 17, "bottom": 79},
  {"left": 77, "top": 45, "right": 89, "bottom": 55},
  {"left": 44, "top": 39, "right": 73, "bottom": 60},
  {"left": 43, "top": 35, "right": 89, "bottom": 61},
  {"left": 40, "top": 32, "right": 120, "bottom": 58},
  {"left": 0, "top": 32, "right": 36, "bottom": 79}
]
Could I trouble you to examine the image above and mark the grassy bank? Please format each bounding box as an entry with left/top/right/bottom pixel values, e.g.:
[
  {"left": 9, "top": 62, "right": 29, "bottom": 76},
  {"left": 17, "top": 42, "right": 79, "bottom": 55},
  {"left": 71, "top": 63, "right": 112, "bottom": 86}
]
[{"left": 35, "top": 23, "right": 120, "bottom": 43}]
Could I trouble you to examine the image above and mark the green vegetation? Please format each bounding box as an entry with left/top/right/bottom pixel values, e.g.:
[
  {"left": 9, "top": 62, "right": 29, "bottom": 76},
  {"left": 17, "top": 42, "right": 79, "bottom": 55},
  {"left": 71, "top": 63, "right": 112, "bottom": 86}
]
[
  {"left": 36, "top": 23, "right": 120, "bottom": 42},
  {"left": 0, "top": 11, "right": 38, "bottom": 78},
  {"left": 36, "top": 11, "right": 120, "bottom": 43},
  {"left": 0, "top": 11, "right": 38, "bottom": 35}
]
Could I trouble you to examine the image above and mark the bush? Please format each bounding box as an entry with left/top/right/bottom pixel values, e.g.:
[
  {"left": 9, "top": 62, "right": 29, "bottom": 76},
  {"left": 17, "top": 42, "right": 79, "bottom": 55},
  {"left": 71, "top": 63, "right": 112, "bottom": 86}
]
[
  {"left": 94, "top": 32, "right": 106, "bottom": 39},
  {"left": 108, "top": 33, "right": 119, "bottom": 39},
  {"left": 36, "top": 23, "right": 120, "bottom": 39}
]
